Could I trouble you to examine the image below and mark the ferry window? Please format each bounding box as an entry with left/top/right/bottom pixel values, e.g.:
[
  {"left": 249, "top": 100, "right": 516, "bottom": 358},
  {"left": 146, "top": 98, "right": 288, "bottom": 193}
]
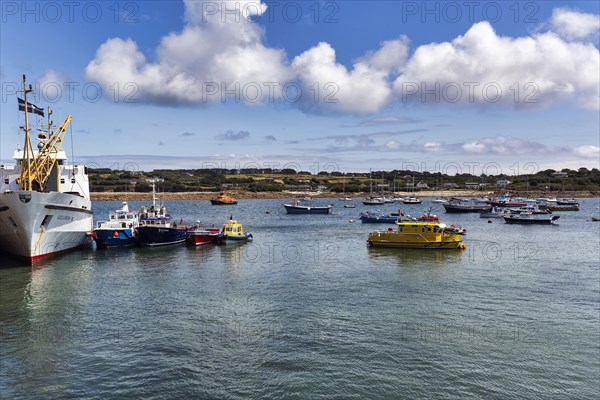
[
  {"left": 122, "top": 223, "right": 126, "bottom": 228},
  {"left": 118, "top": 215, "right": 125, "bottom": 219},
  {"left": 71, "top": 178, "right": 76, "bottom": 183},
  {"left": 60, "top": 179, "right": 65, "bottom": 184},
  {"left": 427, "top": 228, "right": 431, "bottom": 232},
  {"left": 398, "top": 227, "right": 403, "bottom": 232},
  {"left": 151, "top": 221, "right": 155, "bottom": 225},
  {"left": 422, "top": 227, "right": 426, "bottom": 233},
  {"left": 3, "top": 179, "right": 8, "bottom": 184},
  {"left": 111, "top": 215, "right": 115, "bottom": 220}
]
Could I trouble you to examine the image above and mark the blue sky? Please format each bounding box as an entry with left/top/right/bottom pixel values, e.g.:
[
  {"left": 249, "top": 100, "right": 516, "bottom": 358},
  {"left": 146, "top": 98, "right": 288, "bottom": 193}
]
[{"left": 1, "top": 0, "right": 599, "bottom": 175}]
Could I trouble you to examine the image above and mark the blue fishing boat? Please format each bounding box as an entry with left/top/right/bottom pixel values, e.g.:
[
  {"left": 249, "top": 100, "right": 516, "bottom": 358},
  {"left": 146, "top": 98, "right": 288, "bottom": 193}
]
[
  {"left": 360, "top": 210, "right": 412, "bottom": 223},
  {"left": 284, "top": 200, "right": 332, "bottom": 214},
  {"left": 92, "top": 201, "right": 139, "bottom": 247},
  {"left": 135, "top": 184, "right": 188, "bottom": 246}
]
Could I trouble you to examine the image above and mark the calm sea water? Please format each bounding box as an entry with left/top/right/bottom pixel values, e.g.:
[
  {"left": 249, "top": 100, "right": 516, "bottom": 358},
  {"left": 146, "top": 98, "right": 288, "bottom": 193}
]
[{"left": 1, "top": 198, "right": 599, "bottom": 399}]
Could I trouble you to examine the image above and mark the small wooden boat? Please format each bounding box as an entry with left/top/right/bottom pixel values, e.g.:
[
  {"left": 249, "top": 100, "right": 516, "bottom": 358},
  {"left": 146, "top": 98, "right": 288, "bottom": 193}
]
[
  {"left": 186, "top": 224, "right": 221, "bottom": 246},
  {"left": 502, "top": 213, "right": 560, "bottom": 225},
  {"left": 367, "top": 222, "right": 466, "bottom": 249},
  {"left": 216, "top": 218, "right": 253, "bottom": 244},
  {"left": 344, "top": 204, "right": 356, "bottom": 208},
  {"left": 284, "top": 200, "right": 332, "bottom": 214},
  {"left": 210, "top": 193, "right": 238, "bottom": 205}
]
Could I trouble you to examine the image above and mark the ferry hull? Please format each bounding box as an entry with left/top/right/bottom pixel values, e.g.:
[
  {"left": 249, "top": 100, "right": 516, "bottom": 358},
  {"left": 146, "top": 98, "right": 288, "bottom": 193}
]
[{"left": 0, "top": 191, "right": 93, "bottom": 263}]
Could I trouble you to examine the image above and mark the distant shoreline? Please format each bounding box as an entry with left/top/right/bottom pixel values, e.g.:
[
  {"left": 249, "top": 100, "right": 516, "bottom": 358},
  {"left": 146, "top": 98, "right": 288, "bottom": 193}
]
[{"left": 90, "top": 190, "right": 599, "bottom": 201}]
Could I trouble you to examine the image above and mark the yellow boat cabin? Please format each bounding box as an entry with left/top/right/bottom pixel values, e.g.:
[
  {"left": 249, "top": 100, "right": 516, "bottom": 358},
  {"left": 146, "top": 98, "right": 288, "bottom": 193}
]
[
  {"left": 367, "top": 221, "right": 466, "bottom": 250},
  {"left": 219, "top": 219, "right": 253, "bottom": 244}
]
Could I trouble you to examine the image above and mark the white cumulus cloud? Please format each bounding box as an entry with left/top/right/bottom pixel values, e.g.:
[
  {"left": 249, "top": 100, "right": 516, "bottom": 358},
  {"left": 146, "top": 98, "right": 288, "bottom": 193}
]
[
  {"left": 393, "top": 21, "right": 600, "bottom": 110},
  {"left": 550, "top": 8, "right": 600, "bottom": 40},
  {"left": 291, "top": 39, "right": 408, "bottom": 114},
  {"left": 86, "top": 0, "right": 291, "bottom": 105},
  {"left": 86, "top": 2, "right": 599, "bottom": 114}
]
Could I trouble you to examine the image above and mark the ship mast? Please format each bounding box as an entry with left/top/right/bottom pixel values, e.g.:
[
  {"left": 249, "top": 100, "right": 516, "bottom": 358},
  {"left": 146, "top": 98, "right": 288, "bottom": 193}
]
[{"left": 19, "top": 74, "right": 35, "bottom": 191}]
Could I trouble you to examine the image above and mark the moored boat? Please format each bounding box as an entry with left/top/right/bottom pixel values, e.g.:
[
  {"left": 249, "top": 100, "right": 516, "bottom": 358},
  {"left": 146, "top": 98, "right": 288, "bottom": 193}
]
[
  {"left": 92, "top": 201, "right": 139, "bottom": 247},
  {"left": 557, "top": 198, "right": 579, "bottom": 206},
  {"left": 284, "top": 200, "right": 332, "bottom": 214},
  {"left": 402, "top": 195, "right": 422, "bottom": 204},
  {"left": 359, "top": 210, "right": 409, "bottom": 223},
  {"left": 479, "top": 207, "right": 510, "bottom": 218},
  {"left": 0, "top": 75, "right": 93, "bottom": 263},
  {"left": 216, "top": 218, "right": 253, "bottom": 244},
  {"left": 186, "top": 224, "right": 221, "bottom": 246},
  {"left": 362, "top": 197, "right": 385, "bottom": 206},
  {"left": 418, "top": 207, "right": 440, "bottom": 223},
  {"left": 538, "top": 204, "right": 579, "bottom": 212},
  {"left": 210, "top": 193, "right": 238, "bottom": 205},
  {"left": 367, "top": 221, "right": 466, "bottom": 249},
  {"left": 443, "top": 198, "right": 491, "bottom": 213},
  {"left": 502, "top": 212, "right": 560, "bottom": 225},
  {"left": 136, "top": 184, "right": 188, "bottom": 246},
  {"left": 489, "top": 193, "right": 528, "bottom": 207}
]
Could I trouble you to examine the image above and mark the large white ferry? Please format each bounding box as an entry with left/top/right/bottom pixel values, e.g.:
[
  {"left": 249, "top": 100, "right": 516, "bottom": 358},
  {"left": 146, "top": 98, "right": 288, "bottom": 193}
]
[{"left": 0, "top": 75, "right": 92, "bottom": 263}]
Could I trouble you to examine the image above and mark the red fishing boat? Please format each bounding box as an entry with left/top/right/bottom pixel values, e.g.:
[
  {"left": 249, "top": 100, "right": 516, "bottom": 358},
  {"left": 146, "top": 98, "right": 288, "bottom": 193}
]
[{"left": 186, "top": 225, "right": 222, "bottom": 246}]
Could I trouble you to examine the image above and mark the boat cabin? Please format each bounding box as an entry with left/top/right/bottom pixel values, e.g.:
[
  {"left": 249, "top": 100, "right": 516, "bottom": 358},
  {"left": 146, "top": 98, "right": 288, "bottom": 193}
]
[{"left": 222, "top": 220, "right": 244, "bottom": 235}]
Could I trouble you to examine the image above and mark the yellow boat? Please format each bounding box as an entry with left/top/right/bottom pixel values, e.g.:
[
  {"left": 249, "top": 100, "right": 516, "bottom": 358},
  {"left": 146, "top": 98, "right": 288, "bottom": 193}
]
[
  {"left": 367, "top": 222, "right": 466, "bottom": 250},
  {"left": 217, "top": 218, "right": 253, "bottom": 244}
]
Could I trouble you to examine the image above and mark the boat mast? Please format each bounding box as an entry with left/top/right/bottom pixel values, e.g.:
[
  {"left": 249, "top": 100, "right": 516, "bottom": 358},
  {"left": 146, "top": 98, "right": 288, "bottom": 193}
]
[
  {"left": 19, "top": 74, "right": 35, "bottom": 191},
  {"left": 151, "top": 182, "right": 156, "bottom": 207}
]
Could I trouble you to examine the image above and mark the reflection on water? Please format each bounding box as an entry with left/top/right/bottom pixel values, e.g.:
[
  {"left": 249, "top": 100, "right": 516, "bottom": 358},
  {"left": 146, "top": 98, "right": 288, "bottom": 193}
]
[
  {"left": 1, "top": 198, "right": 599, "bottom": 399},
  {"left": 368, "top": 247, "right": 464, "bottom": 267}
]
